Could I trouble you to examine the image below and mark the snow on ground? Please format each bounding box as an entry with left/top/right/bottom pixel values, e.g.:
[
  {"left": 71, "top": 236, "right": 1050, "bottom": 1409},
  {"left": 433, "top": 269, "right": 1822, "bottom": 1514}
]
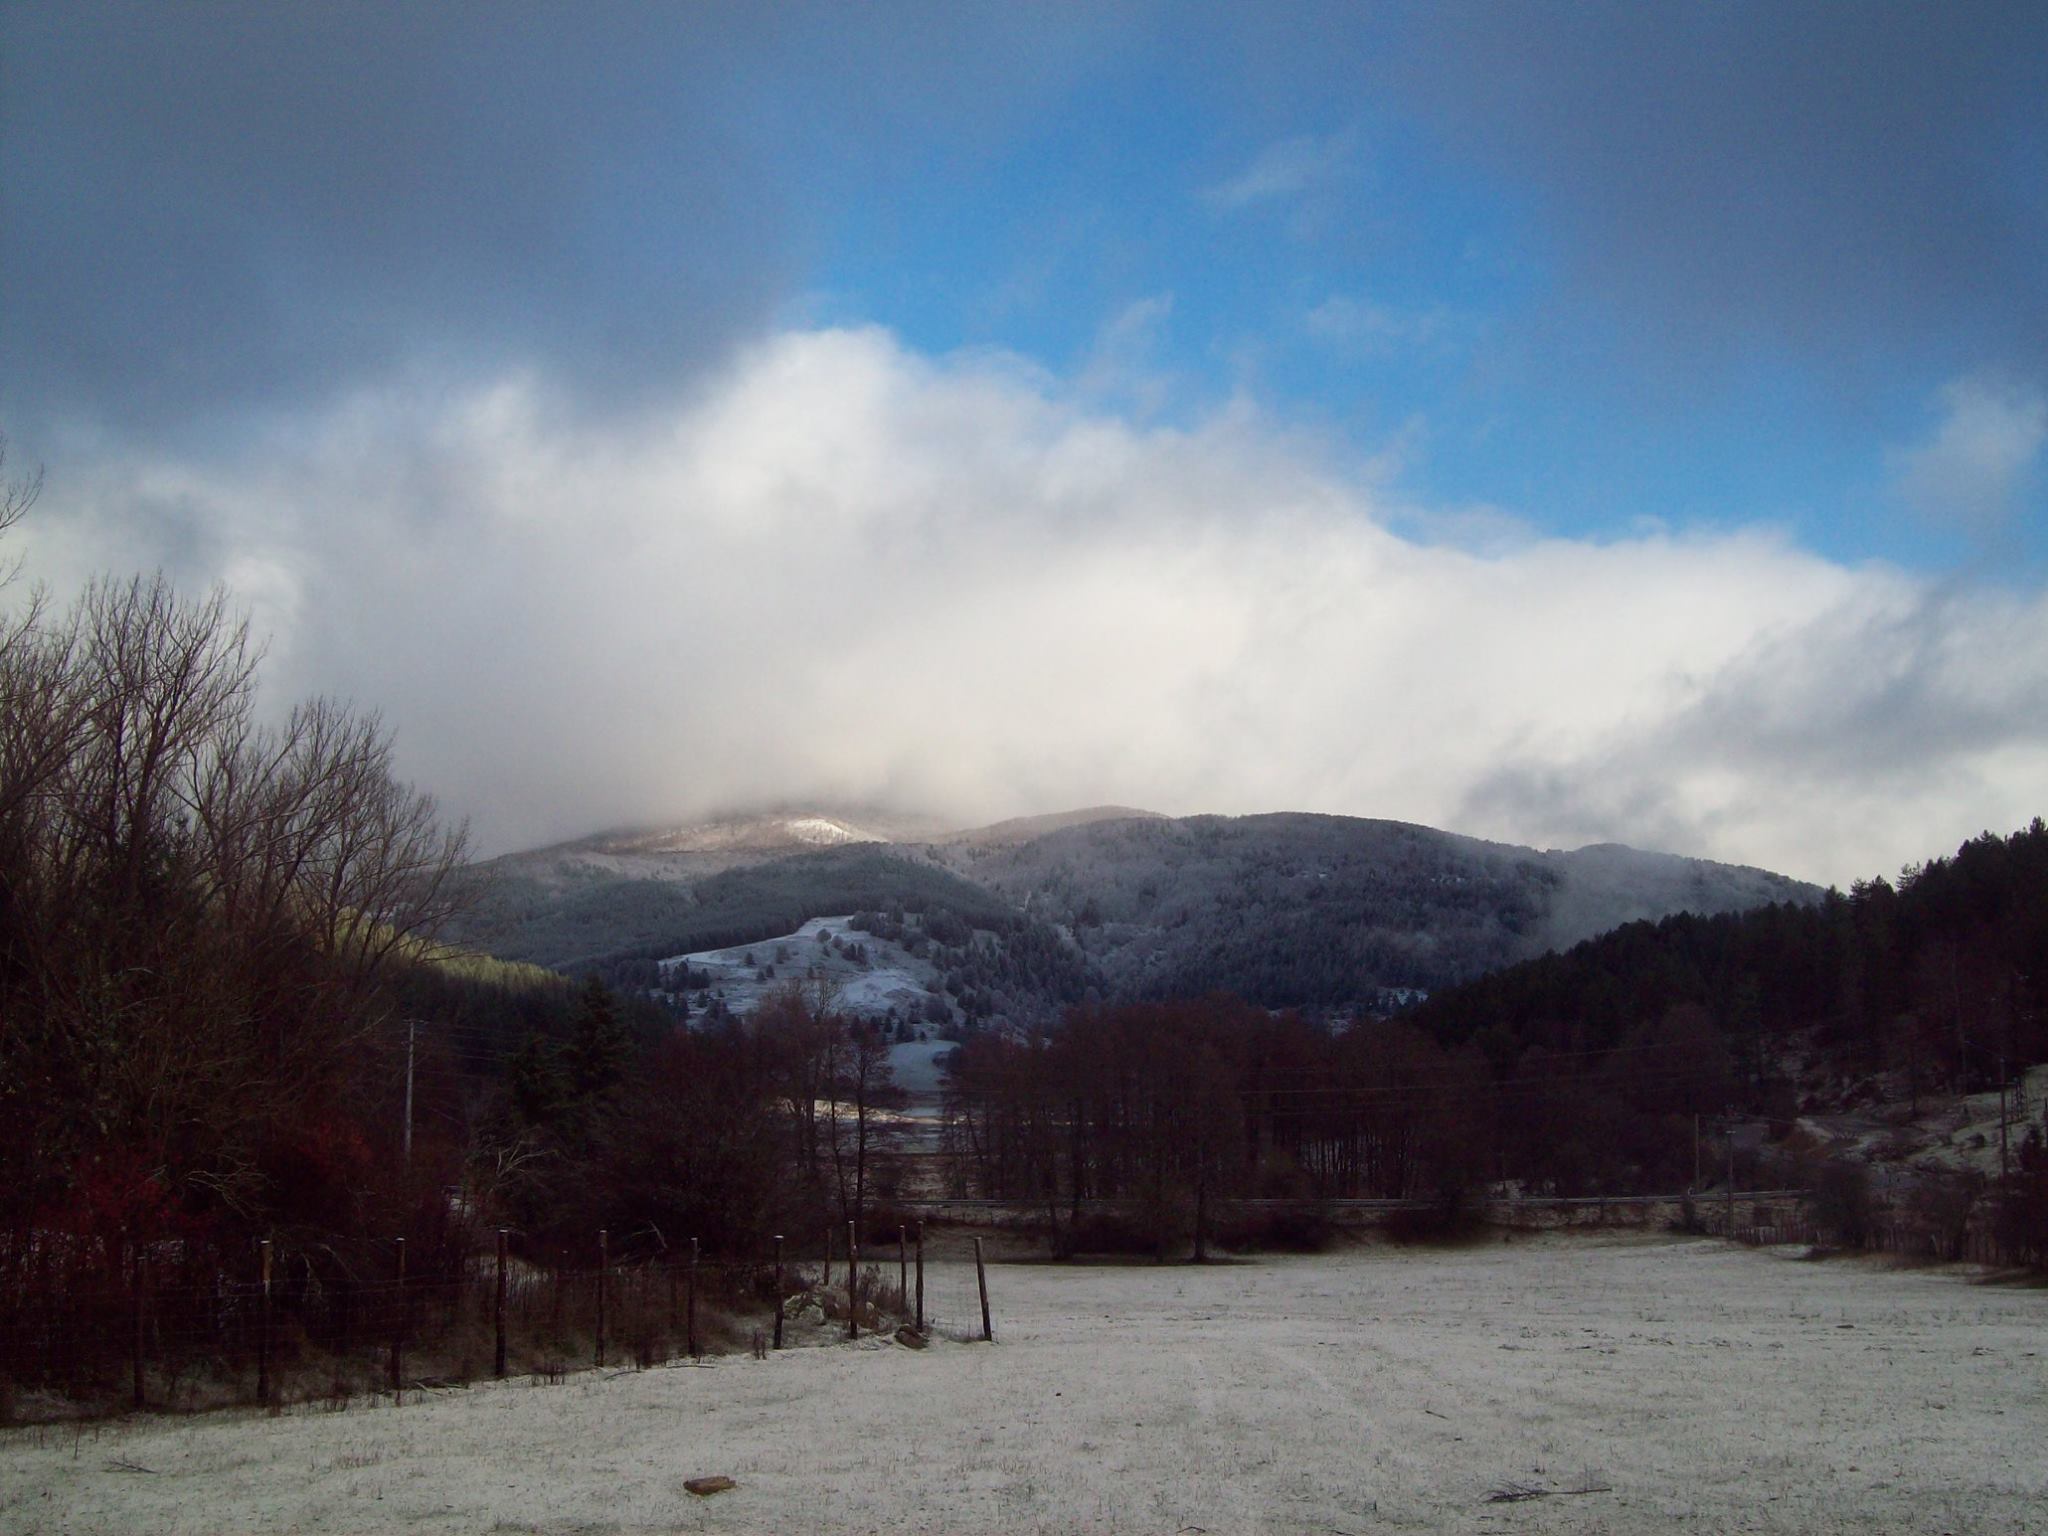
[
  {"left": 1788, "top": 1063, "right": 2048, "bottom": 1183},
  {"left": 5, "top": 1233, "right": 2043, "bottom": 1534},
  {"left": 666, "top": 915, "right": 951, "bottom": 1027}
]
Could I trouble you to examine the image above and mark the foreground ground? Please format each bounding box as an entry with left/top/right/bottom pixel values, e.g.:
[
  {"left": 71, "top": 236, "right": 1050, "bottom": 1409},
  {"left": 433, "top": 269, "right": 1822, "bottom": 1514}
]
[{"left": 3, "top": 1233, "right": 2042, "bottom": 1534}]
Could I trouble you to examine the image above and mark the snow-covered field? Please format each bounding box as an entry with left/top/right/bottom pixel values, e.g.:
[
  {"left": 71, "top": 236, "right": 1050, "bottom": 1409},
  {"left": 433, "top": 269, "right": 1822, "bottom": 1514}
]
[{"left": 5, "top": 1234, "right": 2042, "bottom": 1534}]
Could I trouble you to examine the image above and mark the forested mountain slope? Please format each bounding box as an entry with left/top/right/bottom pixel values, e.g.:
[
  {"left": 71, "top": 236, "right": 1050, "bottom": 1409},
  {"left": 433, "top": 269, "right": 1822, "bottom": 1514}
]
[
  {"left": 453, "top": 806, "right": 1818, "bottom": 1013},
  {"left": 929, "top": 812, "right": 1814, "bottom": 1007},
  {"left": 1413, "top": 819, "right": 2048, "bottom": 1094}
]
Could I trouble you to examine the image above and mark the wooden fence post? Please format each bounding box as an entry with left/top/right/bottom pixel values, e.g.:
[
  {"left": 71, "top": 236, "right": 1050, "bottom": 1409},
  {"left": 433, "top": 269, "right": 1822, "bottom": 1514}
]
[
  {"left": 494, "top": 1228, "right": 509, "bottom": 1379},
  {"left": 772, "top": 1235, "right": 785, "bottom": 1350},
  {"left": 130, "top": 1248, "right": 148, "bottom": 1411},
  {"left": 257, "top": 1238, "right": 273, "bottom": 1405},
  {"left": 391, "top": 1237, "right": 406, "bottom": 1401},
  {"left": 1724, "top": 1132, "right": 1734, "bottom": 1238},
  {"left": 847, "top": 1221, "right": 859, "bottom": 1340},
  {"left": 973, "top": 1236, "right": 992, "bottom": 1342},
  {"left": 915, "top": 1221, "right": 925, "bottom": 1332},
  {"left": 686, "top": 1238, "right": 699, "bottom": 1358},
  {"left": 596, "top": 1229, "right": 609, "bottom": 1369},
  {"left": 823, "top": 1225, "right": 833, "bottom": 1291},
  {"left": 897, "top": 1225, "right": 907, "bottom": 1314}
]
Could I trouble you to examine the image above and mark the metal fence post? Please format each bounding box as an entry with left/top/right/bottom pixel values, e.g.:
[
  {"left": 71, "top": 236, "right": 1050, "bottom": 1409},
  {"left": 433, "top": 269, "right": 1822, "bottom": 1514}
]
[
  {"left": 596, "top": 1229, "right": 609, "bottom": 1369},
  {"left": 847, "top": 1221, "right": 859, "bottom": 1341},
  {"left": 494, "top": 1228, "right": 509, "bottom": 1378},
  {"left": 686, "top": 1238, "right": 699, "bottom": 1358},
  {"left": 974, "top": 1236, "right": 992, "bottom": 1342},
  {"left": 257, "top": 1238, "right": 273, "bottom": 1405},
  {"left": 391, "top": 1237, "right": 406, "bottom": 1401}
]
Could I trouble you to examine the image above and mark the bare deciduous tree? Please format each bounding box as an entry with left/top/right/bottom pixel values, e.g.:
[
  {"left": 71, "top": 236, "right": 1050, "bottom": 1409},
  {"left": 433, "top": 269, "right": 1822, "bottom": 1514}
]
[{"left": 0, "top": 559, "right": 470, "bottom": 1237}]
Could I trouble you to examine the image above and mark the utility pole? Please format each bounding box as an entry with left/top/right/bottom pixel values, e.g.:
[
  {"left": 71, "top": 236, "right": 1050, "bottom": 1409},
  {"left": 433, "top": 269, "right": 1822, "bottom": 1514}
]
[
  {"left": 1724, "top": 1112, "right": 1735, "bottom": 1238},
  {"left": 403, "top": 1018, "right": 416, "bottom": 1171},
  {"left": 1998, "top": 1055, "right": 2009, "bottom": 1180}
]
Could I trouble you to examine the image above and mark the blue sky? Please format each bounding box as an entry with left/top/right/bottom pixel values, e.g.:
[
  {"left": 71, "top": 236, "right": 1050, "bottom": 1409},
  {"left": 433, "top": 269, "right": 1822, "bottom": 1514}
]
[
  {"left": 772, "top": 3, "right": 2047, "bottom": 572},
  {"left": 4, "top": 2, "right": 2046, "bottom": 881}
]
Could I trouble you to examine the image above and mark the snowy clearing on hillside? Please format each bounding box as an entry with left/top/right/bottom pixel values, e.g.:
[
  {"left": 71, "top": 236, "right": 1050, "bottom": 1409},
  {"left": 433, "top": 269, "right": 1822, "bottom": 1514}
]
[
  {"left": 666, "top": 915, "right": 952, "bottom": 1028},
  {"left": 5, "top": 1234, "right": 2043, "bottom": 1534},
  {"left": 1785, "top": 1063, "right": 2048, "bottom": 1183}
]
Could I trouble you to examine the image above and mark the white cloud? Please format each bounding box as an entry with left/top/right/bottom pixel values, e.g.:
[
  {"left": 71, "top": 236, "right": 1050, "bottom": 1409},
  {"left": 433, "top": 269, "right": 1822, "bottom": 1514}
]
[
  {"left": 1201, "top": 131, "right": 1356, "bottom": 212},
  {"left": 1077, "top": 294, "right": 1176, "bottom": 416},
  {"left": 1892, "top": 372, "right": 2048, "bottom": 534},
  {"left": 15, "top": 327, "right": 2048, "bottom": 886},
  {"left": 1305, "top": 295, "right": 1468, "bottom": 355}
]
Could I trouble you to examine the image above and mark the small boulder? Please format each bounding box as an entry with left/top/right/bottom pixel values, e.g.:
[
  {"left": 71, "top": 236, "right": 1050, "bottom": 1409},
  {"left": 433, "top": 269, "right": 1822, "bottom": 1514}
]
[
  {"left": 894, "top": 1326, "right": 928, "bottom": 1350},
  {"left": 685, "top": 1476, "right": 737, "bottom": 1497}
]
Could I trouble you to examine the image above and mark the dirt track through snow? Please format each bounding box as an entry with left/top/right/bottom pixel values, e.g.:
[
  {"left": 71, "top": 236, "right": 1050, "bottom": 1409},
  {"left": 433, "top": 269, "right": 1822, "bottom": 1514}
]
[{"left": 4, "top": 1233, "right": 2043, "bottom": 1534}]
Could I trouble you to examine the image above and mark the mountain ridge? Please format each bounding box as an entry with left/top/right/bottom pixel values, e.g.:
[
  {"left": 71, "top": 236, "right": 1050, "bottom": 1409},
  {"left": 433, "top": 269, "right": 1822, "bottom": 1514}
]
[{"left": 448, "top": 804, "right": 1823, "bottom": 1014}]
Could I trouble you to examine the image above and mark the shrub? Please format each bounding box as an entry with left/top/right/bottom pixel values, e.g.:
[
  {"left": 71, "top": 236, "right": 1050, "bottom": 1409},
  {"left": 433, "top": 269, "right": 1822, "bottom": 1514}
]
[
  {"left": 1668, "top": 1193, "right": 1707, "bottom": 1235},
  {"left": 1384, "top": 1183, "right": 1487, "bottom": 1245},
  {"left": 1806, "top": 1160, "right": 1874, "bottom": 1248},
  {"left": 1215, "top": 1201, "right": 1335, "bottom": 1253},
  {"left": 1054, "top": 1210, "right": 1159, "bottom": 1258}
]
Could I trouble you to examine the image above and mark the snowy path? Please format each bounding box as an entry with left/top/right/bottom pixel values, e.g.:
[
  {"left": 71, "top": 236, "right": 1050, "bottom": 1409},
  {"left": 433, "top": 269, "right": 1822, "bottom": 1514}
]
[{"left": 4, "top": 1234, "right": 2043, "bottom": 1534}]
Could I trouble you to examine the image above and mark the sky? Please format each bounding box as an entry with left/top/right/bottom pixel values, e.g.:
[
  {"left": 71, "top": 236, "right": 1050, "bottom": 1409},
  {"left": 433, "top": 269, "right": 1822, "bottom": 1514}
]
[{"left": 3, "top": 0, "right": 2046, "bottom": 887}]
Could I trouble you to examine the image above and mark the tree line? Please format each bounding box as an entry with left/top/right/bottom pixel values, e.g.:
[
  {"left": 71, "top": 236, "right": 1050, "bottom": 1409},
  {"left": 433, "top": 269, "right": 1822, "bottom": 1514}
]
[
  {"left": 1412, "top": 821, "right": 2048, "bottom": 1102},
  {"left": 945, "top": 1000, "right": 1425, "bottom": 1249},
  {"left": 482, "top": 977, "right": 905, "bottom": 1264},
  {"left": 938, "top": 995, "right": 1731, "bottom": 1252}
]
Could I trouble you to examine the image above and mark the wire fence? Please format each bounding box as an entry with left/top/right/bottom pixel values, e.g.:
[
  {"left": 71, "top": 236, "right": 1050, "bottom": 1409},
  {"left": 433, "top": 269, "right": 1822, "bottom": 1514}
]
[
  {"left": 0, "top": 1221, "right": 986, "bottom": 1425},
  {"left": 1729, "top": 1215, "right": 2037, "bottom": 1266}
]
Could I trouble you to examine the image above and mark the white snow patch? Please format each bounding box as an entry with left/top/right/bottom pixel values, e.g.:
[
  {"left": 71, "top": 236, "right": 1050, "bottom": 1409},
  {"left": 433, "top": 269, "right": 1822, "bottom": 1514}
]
[
  {"left": 783, "top": 816, "right": 870, "bottom": 845},
  {"left": 665, "top": 915, "right": 954, "bottom": 1029}
]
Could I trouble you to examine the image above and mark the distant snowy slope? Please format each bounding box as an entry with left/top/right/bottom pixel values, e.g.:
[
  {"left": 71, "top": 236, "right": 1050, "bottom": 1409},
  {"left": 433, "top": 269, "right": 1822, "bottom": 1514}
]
[
  {"left": 594, "top": 807, "right": 950, "bottom": 856},
  {"left": 930, "top": 812, "right": 1819, "bottom": 1006},
  {"left": 449, "top": 808, "right": 973, "bottom": 966},
  {"left": 1538, "top": 841, "right": 1811, "bottom": 954},
  {"left": 665, "top": 914, "right": 955, "bottom": 1030}
]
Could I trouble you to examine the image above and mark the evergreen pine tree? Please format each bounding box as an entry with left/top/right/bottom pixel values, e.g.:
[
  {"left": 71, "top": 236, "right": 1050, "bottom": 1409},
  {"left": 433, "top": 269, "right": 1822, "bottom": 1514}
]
[
  {"left": 509, "top": 1032, "right": 569, "bottom": 1128},
  {"left": 566, "top": 975, "right": 631, "bottom": 1101}
]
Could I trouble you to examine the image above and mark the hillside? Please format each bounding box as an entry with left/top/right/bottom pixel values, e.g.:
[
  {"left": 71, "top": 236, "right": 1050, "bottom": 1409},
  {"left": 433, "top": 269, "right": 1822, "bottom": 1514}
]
[
  {"left": 1405, "top": 819, "right": 2048, "bottom": 1204},
  {"left": 1414, "top": 820, "right": 2048, "bottom": 1078},
  {"left": 450, "top": 805, "right": 1819, "bottom": 1016},
  {"left": 928, "top": 812, "right": 1816, "bottom": 1008},
  {"left": 662, "top": 913, "right": 959, "bottom": 1032},
  {"left": 451, "top": 805, "right": 1145, "bottom": 969}
]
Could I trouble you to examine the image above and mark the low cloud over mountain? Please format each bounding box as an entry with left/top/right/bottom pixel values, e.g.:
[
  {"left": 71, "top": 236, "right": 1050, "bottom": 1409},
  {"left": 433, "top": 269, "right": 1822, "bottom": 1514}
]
[{"left": 19, "top": 326, "right": 2048, "bottom": 886}]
